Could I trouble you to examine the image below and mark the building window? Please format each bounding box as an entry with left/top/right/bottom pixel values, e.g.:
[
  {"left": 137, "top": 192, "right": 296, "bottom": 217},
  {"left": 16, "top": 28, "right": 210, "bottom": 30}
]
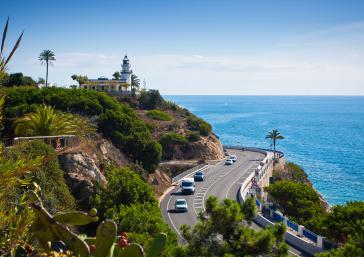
[
  {"left": 84, "top": 86, "right": 87, "bottom": 89},
  {"left": 119, "top": 85, "right": 122, "bottom": 91},
  {"left": 101, "top": 86, "right": 104, "bottom": 91},
  {"left": 92, "top": 86, "right": 96, "bottom": 90}
]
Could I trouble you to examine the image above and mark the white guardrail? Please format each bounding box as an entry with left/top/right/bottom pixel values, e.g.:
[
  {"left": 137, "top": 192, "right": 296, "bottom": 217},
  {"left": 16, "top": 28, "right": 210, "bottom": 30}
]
[{"left": 230, "top": 146, "right": 330, "bottom": 256}]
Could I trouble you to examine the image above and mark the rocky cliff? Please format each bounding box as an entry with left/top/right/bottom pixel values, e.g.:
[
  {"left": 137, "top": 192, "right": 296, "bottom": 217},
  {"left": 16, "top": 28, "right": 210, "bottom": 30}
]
[{"left": 58, "top": 133, "right": 128, "bottom": 209}]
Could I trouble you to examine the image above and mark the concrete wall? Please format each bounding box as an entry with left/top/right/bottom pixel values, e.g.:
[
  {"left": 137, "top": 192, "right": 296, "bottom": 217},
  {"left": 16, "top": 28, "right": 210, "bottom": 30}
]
[{"left": 234, "top": 146, "right": 327, "bottom": 256}]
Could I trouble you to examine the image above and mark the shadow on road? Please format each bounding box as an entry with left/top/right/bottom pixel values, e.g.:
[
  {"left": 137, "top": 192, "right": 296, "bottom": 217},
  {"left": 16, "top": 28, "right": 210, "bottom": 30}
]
[{"left": 167, "top": 209, "right": 187, "bottom": 213}]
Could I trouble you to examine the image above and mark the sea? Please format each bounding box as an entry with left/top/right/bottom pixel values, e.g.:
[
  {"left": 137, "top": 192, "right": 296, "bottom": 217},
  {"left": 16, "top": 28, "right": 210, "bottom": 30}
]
[{"left": 164, "top": 95, "right": 364, "bottom": 206}]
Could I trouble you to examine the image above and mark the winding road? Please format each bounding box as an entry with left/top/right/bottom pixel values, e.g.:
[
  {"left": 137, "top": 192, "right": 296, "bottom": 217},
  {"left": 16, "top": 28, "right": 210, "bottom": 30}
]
[{"left": 160, "top": 149, "right": 307, "bottom": 256}]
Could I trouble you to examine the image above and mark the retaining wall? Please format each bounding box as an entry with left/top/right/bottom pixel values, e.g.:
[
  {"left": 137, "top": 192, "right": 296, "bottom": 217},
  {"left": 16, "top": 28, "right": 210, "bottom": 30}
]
[{"left": 232, "top": 146, "right": 328, "bottom": 256}]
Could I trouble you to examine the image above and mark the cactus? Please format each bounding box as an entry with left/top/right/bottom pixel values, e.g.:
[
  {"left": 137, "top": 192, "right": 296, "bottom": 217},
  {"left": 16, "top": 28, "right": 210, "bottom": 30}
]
[
  {"left": 145, "top": 233, "right": 167, "bottom": 257},
  {"left": 53, "top": 211, "right": 98, "bottom": 225},
  {"left": 29, "top": 191, "right": 167, "bottom": 257},
  {"left": 95, "top": 220, "right": 117, "bottom": 257}
]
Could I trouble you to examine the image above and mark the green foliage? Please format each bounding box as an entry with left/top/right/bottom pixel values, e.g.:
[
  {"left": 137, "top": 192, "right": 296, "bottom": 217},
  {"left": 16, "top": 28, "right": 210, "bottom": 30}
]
[
  {"left": 321, "top": 201, "right": 364, "bottom": 244},
  {"left": 266, "top": 180, "right": 325, "bottom": 231},
  {"left": 93, "top": 166, "right": 176, "bottom": 256},
  {"left": 241, "top": 196, "right": 257, "bottom": 225},
  {"left": 146, "top": 110, "right": 172, "bottom": 121},
  {"left": 0, "top": 17, "right": 24, "bottom": 74},
  {"left": 30, "top": 192, "right": 168, "bottom": 257},
  {"left": 98, "top": 110, "right": 162, "bottom": 172},
  {"left": 186, "top": 116, "right": 212, "bottom": 136},
  {"left": 176, "top": 196, "right": 288, "bottom": 257},
  {"left": 93, "top": 167, "right": 157, "bottom": 216},
  {"left": 159, "top": 132, "right": 187, "bottom": 146},
  {"left": 274, "top": 162, "right": 308, "bottom": 183},
  {"left": 131, "top": 73, "right": 140, "bottom": 89},
  {"left": 3, "top": 72, "right": 37, "bottom": 87},
  {"left": 139, "top": 90, "right": 163, "bottom": 110},
  {"left": 316, "top": 220, "right": 364, "bottom": 257},
  {"left": 3, "top": 87, "right": 161, "bottom": 172},
  {"left": 14, "top": 104, "right": 96, "bottom": 137},
  {"left": 71, "top": 74, "right": 89, "bottom": 85},
  {"left": 9, "top": 140, "right": 76, "bottom": 213},
  {"left": 0, "top": 143, "right": 42, "bottom": 256},
  {"left": 186, "top": 131, "right": 200, "bottom": 142}
]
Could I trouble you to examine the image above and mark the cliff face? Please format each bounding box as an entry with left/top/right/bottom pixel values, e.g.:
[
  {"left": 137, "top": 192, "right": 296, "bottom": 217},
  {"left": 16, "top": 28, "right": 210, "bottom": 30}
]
[
  {"left": 181, "top": 134, "right": 224, "bottom": 160},
  {"left": 58, "top": 133, "right": 128, "bottom": 209}
]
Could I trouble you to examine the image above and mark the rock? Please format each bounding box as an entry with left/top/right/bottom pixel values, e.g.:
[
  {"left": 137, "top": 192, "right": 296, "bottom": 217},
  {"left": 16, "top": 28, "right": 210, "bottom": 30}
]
[
  {"left": 183, "top": 134, "right": 225, "bottom": 160},
  {"left": 58, "top": 153, "right": 107, "bottom": 209}
]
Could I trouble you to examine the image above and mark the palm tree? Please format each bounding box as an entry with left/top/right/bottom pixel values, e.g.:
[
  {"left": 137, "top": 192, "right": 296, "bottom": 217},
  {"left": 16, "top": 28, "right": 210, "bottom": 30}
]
[
  {"left": 14, "top": 104, "right": 95, "bottom": 137},
  {"left": 265, "top": 129, "right": 284, "bottom": 159},
  {"left": 131, "top": 73, "right": 140, "bottom": 90},
  {"left": 0, "top": 17, "right": 24, "bottom": 85},
  {"left": 38, "top": 50, "right": 55, "bottom": 87},
  {"left": 112, "top": 71, "right": 121, "bottom": 80}
]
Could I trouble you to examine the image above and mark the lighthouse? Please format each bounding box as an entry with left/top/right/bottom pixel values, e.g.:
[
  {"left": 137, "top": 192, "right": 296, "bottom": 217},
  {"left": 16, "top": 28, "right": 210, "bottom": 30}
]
[{"left": 121, "top": 55, "right": 132, "bottom": 85}]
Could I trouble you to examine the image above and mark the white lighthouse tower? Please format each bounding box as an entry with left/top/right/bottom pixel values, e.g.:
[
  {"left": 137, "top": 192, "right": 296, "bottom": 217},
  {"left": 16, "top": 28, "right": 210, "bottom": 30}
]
[{"left": 121, "top": 55, "right": 132, "bottom": 85}]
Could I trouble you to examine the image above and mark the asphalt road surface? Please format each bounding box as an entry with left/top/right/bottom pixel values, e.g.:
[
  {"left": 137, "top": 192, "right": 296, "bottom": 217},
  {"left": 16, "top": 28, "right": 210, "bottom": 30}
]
[{"left": 160, "top": 149, "right": 308, "bottom": 257}]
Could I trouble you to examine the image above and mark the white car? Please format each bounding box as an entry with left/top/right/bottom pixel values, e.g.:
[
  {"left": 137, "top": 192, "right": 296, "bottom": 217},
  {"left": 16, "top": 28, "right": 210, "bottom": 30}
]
[
  {"left": 229, "top": 154, "right": 237, "bottom": 162},
  {"left": 225, "top": 159, "right": 233, "bottom": 165},
  {"left": 174, "top": 199, "right": 188, "bottom": 212},
  {"left": 180, "top": 178, "right": 195, "bottom": 194}
]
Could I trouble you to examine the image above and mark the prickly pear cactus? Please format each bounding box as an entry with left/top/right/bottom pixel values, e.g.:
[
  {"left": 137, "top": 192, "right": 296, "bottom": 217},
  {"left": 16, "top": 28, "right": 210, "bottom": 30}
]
[{"left": 29, "top": 191, "right": 167, "bottom": 257}]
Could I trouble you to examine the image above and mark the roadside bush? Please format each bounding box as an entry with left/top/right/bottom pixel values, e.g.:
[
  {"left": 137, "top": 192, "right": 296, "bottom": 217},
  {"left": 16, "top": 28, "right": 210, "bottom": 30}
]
[
  {"left": 187, "top": 131, "right": 200, "bottom": 142},
  {"left": 92, "top": 166, "right": 178, "bottom": 256},
  {"left": 186, "top": 116, "right": 211, "bottom": 136},
  {"left": 266, "top": 180, "right": 325, "bottom": 231},
  {"left": 93, "top": 167, "right": 157, "bottom": 216},
  {"left": 321, "top": 201, "right": 364, "bottom": 244},
  {"left": 146, "top": 110, "right": 172, "bottom": 121}
]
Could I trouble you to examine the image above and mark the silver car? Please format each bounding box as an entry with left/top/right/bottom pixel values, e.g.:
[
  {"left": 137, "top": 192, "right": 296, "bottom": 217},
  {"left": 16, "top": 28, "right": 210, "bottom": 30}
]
[{"left": 175, "top": 199, "right": 188, "bottom": 212}]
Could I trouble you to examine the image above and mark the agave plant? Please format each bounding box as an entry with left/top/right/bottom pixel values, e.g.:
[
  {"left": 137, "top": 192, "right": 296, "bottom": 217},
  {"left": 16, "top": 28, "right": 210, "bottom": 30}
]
[{"left": 0, "top": 17, "right": 24, "bottom": 74}]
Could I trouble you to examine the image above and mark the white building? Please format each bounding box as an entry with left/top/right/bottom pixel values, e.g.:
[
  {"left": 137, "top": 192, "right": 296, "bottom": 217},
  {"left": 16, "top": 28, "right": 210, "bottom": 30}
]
[{"left": 80, "top": 55, "right": 133, "bottom": 93}]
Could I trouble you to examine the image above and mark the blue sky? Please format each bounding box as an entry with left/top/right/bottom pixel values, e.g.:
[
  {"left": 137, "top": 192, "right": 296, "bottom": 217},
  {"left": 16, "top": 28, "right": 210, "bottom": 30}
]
[{"left": 2, "top": 0, "right": 364, "bottom": 94}]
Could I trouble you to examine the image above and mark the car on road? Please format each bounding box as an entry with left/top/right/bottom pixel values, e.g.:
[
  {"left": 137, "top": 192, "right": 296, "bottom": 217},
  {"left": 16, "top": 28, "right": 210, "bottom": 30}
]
[
  {"left": 229, "top": 154, "right": 237, "bottom": 162},
  {"left": 224, "top": 159, "right": 233, "bottom": 165},
  {"left": 180, "top": 178, "right": 195, "bottom": 194},
  {"left": 194, "top": 171, "right": 205, "bottom": 181},
  {"left": 174, "top": 199, "right": 188, "bottom": 212}
]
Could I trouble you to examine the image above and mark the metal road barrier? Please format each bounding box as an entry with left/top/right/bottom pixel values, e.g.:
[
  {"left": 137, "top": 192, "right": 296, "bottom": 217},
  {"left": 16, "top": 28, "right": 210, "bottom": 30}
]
[{"left": 171, "top": 163, "right": 209, "bottom": 183}]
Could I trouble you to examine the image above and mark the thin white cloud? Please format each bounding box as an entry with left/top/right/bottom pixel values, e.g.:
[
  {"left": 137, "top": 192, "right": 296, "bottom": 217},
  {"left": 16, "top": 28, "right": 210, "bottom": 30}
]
[{"left": 7, "top": 21, "right": 364, "bottom": 94}]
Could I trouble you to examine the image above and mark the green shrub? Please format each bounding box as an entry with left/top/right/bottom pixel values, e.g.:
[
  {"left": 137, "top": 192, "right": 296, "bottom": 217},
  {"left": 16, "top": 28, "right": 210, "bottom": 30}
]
[
  {"left": 4, "top": 87, "right": 161, "bottom": 172},
  {"left": 187, "top": 131, "right": 200, "bottom": 142},
  {"left": 139, "top": 89, "right": 163, "bottom": 110},
  {"left": 93, "top": 166, "right": 178, "bottom": 256},
  {"left": 9, "top": 140, "right": 76, "bottom": 213},
  {"left": 186, "top": 116, "right": 212, "bottom": 136},
  {"left": 93, "top": 167, "right": 157, "bottom": 215},
  {"left": 98, "top": 110, "right": 162, "bottom": 172},
  {"left": 266, "top": 180, "right": 325, "bottom": 231},
  {"left": 146, "top": 110, "right": 172, "bottom": 121},
  {"left": 159, "top": 132, "right": 187, "bottom": 146}
]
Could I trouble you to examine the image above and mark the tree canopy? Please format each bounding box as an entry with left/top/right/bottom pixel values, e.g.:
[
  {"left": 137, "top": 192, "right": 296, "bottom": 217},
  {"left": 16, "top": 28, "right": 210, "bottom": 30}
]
[
  {"left": 176, "top": 196, "right": 288, "bottom": 257},
  {"left": 266, "top": 180, "right": 325, "bottom": 231}
]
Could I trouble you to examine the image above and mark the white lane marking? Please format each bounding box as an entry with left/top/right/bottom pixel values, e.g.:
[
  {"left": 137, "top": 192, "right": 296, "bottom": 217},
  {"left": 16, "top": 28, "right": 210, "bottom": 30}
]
[
  {"left": 166, "top": 195, "right": 184, "bottom": 239},
  {"left": 288, "top": 250, "right": 301, "bottom": 256},
  {"left": 225, "top": 162, "right": 256, "bottom": 198}
]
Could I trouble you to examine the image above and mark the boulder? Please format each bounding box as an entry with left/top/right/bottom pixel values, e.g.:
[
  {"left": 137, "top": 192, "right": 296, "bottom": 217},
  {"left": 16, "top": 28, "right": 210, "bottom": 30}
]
[{"left": 58, "top": 152, "right": 107, "bottom": 209}]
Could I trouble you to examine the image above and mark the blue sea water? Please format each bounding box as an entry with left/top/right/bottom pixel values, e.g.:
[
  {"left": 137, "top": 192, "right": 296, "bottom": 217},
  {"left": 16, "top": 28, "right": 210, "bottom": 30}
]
[{"left": 164, "top": 95, "right": 364, "bottom": 205}]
